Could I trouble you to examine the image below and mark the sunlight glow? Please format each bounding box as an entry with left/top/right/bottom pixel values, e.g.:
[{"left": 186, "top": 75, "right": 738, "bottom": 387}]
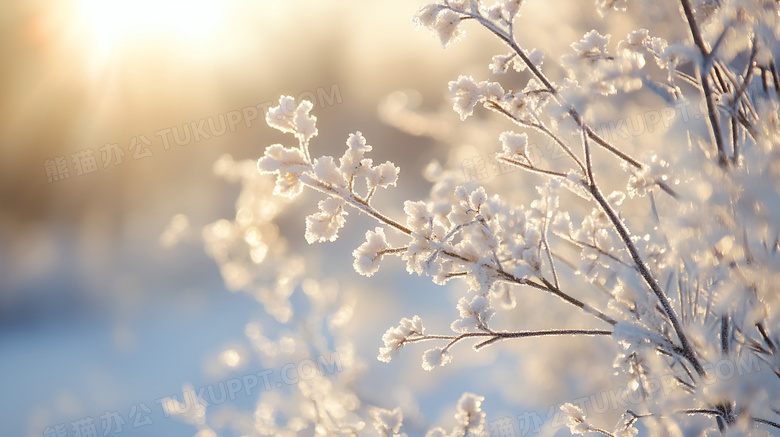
[
  {"left": 74, "top": 0, "right": 229, "bottom": 72},
  {"left": 78, "top": 0, "right": 226, "bottom": 41}
]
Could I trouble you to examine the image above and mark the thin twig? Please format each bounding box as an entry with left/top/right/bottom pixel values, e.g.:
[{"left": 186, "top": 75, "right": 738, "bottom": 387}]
[
  {"left": 485, "top": 101, "right": 587, "bottom": 173},
  {"left": 474, "top": 329, "right": 612, "bottom": 349},
  {"left": 580, "top": 124, "right": 705, "bottom": 375},
  {"left": 449, "top": 6, "right": 644, "bottom": 169},
  {"left": 497, "top": 156, "right": 568, "bottom": 178},
  {"left": 770, "top": 61, "right": 780, "bottom": 101},
  {"left": 679, "top": 0, "right": 729, "bottom": 167},
  {"left": 402, "top": 329, "right": 612, "bottom": 351},
  {"left": 541, "top": 205, "right": 560, "bottom": 289},
  {"left": 754, "top": 417, "right": 780, "bottom": 430},
  {"left": 302, "top": 173, "right": 619, "bottom": 327}
]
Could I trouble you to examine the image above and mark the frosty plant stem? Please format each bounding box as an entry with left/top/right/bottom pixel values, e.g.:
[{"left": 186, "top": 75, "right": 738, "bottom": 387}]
[
  {"left": 256, "top": 100, "right": 619, "bottom": 329},
  {"left": 679, "top": 0, "right": 729, "bottom": 167},
  {"left": 579, "top": 126, "right": 705, "bottom": 376},
  {"left": 404, "top": 329, "right": 613, "bottom": 351},
  {"left": 234, "top": 1, "right": 780, "bottom": 433},
  {"left": 445, "top": 0, "right": 706, "bottom": 377},
  {"left": 299, "top": 163, "right": 617, "bottom": 328},
  {"left": 449, "top": 4, "right": 644, "bottom": 169}
]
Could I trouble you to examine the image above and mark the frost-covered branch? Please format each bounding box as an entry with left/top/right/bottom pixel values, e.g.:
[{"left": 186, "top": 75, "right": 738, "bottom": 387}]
[
  {"left": 679, "top": 0, "right": 728, "bottom": 166},
  {"left": 189, "top": 1, "right": 780, "bottom": 436},
  {"left": 579, "top": 125, "right": 705, "bottom": 375}
]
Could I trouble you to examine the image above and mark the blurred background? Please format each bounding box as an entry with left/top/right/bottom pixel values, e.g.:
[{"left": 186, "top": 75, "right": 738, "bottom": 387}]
[{"left": 0, "top": 1, "right": 688, "bottom": 436}]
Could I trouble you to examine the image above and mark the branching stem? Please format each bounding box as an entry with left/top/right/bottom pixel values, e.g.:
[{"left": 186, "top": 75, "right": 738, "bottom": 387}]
[
  {"left": 579, "top": 127, "right": 705, "bottom": 376},
  {"left": 679, "top": 0, "right": 729, "bottom": 167},
  {"left": 404, "top": 329, "right": 612, "bottom": 351}
]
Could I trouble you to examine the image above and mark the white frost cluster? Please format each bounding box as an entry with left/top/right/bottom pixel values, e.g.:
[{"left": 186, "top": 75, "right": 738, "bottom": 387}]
[
  {"left": 560, "top": 403, "right": 590, "bottom": 435},
  {"left": 450, "top": 295, "right": 495, "bottom": 332},
  {"left": 415, "top": 5, "right": 465, "bottom": 48},
  {"left": 423, "top": 392, "right": 487, "bottom": 436},
  {"left": 305, "top": 197, "right": 347, "bottom": 244},
  {"left": 421, "top": 347, "right": 453, "bottom": 371},
  {"left": 378, "top": 316, "right": 425, "bottom": 363},
  {"left": 560, "top": 29, "right": 650, "bottom": 99},
  {"left": 352, "top": 227, "right": 390, "bottom": 277},
  {"left": 265, "top": 95, "right": 318, "bottom": 144},
  {"left": 199, "top": 0, "right": 780, "bottom": 434},
  {"left": 370, "top": 407, "right": 404, "bottom": 437},
  {"left": 257, "top": 144, "right": 309, "bottom": 198},
  {"left": 498, "top": 130, "right": 529, "bottom": 157},
  {"left": 337, "top": 132, "right": 400, "bottom": 193},
  {"left": 454, "top": 393, "right": 486, "bottom": 430},
  {"left": 259, "top": 104, "right": 399, "bottom": 245},
  {"left": 570, "top": 30, "right": 611, "bottom": 64},
  {"left": 448, "top": 75, "right": 505, "bottom": 120}
]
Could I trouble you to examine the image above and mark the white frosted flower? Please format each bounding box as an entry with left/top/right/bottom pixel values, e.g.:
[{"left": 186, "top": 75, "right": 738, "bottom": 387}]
[
  {"left": 312, "top": 156, "right": 346, "bottom": 188},
  {"left": 421, "top": 347, "right": 453, "bottom": 371},
  {"left": 449, "top": 76, "right": 504, "bottom": 120},
  {"left": 482, "top": 81, "right": 504, "bottom": 100},
  {"left": 504, "top": 0, "right": 523, "bottom": 18},
  {"left": 257, "top": 144, "right": 308, "bottom": 174},
  {"left": 490, "top": 53, "right": 515, "bottom": 74},
  {"left": 353, "top": 227, "right": 390, "bottom": 277},
  {"left": 404, "top": 200, "right": 432, "bottom": 233},
  {"left": 571, "top": 30, "right": 611, "bottom": 62},
  {"left": 340, "top": 131, "right": 372, "bottom": 177},
  {"left": 257, "top": 144, "right": 310, "bottom": 198},
  {"left": 619, "top": 29, "right": 649, "bottom": 51},
  {"left": 265, "top": 95, "right": 297, "bottom": 133},
  {"left": 371, "top": 407, "right": 403, "bottom": 435},
  {"left": 454, "top": 393, "right": 485, "bottom": 429},
  {"left": 399, "top": 315, "right": 424, "bottom": 334},
  {"left": 451, "top": 295, "right": 495, "bottom": 332},
  {"left": 265, "top": 96, "right": 318, "bottom": 143},
  {"left": 449, "top": 75, "right": 482, "bottom": 120},
  {"left": 356, "top": 157, "right": 374, "bottom": 180},
  {"left": 378, "top": 316, "right": 425, "bottom": 362},
  {"left": 448, "top": 199, "right": 474, "bottom": 227},
  {"left": 273, "top": 171, "right": 304, "bottom": 199},
  {"left": 469, "top": 187, "right": 487, "bottom": 209},
  {"left": 304, "top": 197, "right": 347, "bottom": 244},
  {"left": 561, "top": 403, "right": 589, "bottom": 435},
  {"left": 368, "top": 161, "right": 400, "bottom": 189},
  {"left": 434, "top": 9, "right": 464, "bottom": 48},
  {"left": 414, "top": 4, "right": 444, "bottom": 29},
  {"left": 499, "top": 131, "right": 529, "bottom": 156}
]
